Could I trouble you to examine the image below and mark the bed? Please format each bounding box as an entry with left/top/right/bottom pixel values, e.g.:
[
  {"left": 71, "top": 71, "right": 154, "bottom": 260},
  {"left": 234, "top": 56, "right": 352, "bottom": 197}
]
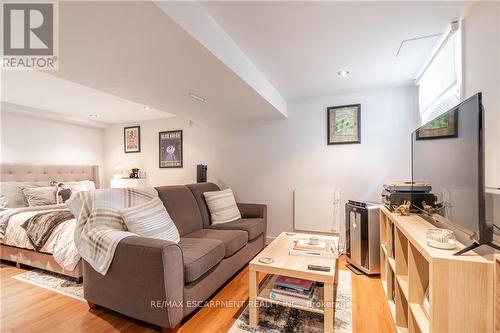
[{"left": 0, "top": 164, "right": 100, "bottom": 280}]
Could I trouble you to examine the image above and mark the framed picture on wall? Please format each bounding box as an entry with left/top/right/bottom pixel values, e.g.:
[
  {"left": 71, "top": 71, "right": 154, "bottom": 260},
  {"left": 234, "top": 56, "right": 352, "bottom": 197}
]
[
  {"left": 327, "top": 104, "right": 361, "bottom": 145},
  {"left": 159, "top": 130, "right": 183, "bottom": 168},
  {"left": 124, "top": 126, "right": 141, "bottom": 153},
  {"left": 415, "top": 108, "right": 458, "bottom": 140}
]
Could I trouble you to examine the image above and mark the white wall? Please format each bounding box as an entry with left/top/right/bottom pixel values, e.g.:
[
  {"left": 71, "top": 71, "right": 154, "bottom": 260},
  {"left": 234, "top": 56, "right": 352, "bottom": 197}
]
[
  {"left": 463, "top": 2, "right": 500, "bottom": 225},
  {"left": 103, "top": 117, "right": 220, "bottom": 187},
  {"left": 464, "top": 1, "right": 500, "bottom": 188},
  {"left": 212, "top": 86, "right": 418, "bottom": 239},
  {"left": 104, "top": 86, "right": 417, "bottom": 239},
  {"left": 1, "top": 86, "right": 419, "bottom": 241},
  {"left": 1, "top": 111, "right": 104, "bottom": 167}
]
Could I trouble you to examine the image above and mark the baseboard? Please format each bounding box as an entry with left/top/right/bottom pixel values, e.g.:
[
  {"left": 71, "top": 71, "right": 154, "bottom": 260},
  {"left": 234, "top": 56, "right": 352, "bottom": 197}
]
[{"left": 265, "top": 236, "right": 276, "bottom": 244}]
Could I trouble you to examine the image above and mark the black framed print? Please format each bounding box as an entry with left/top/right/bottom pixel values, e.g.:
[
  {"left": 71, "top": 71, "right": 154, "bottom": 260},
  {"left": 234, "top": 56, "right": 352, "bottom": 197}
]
[
  {"left": 124, "top": 126, "right": 141, "bottom": 153},
  {"left": 159, "top": 130, "right": 183, "bottom": 168},
  {"left": 327, "top": 104, "right": 361, "bottom": 145}
]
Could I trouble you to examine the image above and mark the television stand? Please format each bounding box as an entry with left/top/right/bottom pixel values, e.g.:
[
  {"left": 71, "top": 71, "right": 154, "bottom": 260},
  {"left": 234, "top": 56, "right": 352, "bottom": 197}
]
[
  {"left": 379, "top": 206, "right": 494, "bottom": 332},
  {"left": 454, "top": 241, "right": 500, "bottom": 255}
]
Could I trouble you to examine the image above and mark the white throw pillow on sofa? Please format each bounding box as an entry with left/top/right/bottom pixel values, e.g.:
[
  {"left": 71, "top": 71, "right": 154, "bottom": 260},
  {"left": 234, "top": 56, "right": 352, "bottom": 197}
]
[
  {"left": 203, "top": 188, "right": 241, "bottom": 224},
  {"left": 120, "top": 197, "right": 180, "bottom": 243}
]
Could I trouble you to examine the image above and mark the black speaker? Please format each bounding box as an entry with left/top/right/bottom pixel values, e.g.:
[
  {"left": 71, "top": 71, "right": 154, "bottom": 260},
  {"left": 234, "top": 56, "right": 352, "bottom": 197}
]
[{"left": 196, "top": 164, "right": 207, "bottom": 183}]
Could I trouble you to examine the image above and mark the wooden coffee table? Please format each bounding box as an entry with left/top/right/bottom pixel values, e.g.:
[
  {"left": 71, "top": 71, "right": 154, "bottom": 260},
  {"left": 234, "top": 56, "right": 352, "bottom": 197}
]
[{"left": 248, "top": 232, "right": 337, "bottom": 333}]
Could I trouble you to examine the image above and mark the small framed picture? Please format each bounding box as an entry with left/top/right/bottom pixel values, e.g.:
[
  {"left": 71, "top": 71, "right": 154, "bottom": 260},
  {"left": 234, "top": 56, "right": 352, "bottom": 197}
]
[
  {"left": 327, "top": 104, "right": 361, "bottom": 145},
  {"left": 124, "top": 126, "right": 141, "bottom": 153},
  {"left": 416, "top": 109, "right": 458, "bottom": 140},
  {"left": 159, "top": 130, "right": 183, "bottom": 168}
]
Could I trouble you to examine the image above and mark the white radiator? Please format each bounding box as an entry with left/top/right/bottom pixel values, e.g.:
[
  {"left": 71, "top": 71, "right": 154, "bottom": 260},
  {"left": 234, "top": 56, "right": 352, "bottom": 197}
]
[{"left": 294, "top": 188, "right": 341, "bottom": 234}]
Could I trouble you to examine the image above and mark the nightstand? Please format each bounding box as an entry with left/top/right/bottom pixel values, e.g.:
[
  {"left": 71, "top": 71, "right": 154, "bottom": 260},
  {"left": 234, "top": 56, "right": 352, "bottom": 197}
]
[{"left": 110, "top": 178, "right": 149, "bottom": 188}]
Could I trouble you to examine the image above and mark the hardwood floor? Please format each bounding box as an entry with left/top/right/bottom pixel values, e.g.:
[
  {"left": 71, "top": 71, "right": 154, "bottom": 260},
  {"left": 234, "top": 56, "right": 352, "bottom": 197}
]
[{"left": 0, "top": 256, "right": 395, "bottom": 333}]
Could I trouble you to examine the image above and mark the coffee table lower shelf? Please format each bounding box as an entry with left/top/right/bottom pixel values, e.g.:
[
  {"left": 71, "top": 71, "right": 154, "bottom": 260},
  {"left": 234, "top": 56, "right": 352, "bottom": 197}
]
[
  {"left": 248, "top": 232, "right": 337, "bottom": 333},
  {"left": 256, "top": 274, "right": 325, "bottom": 314}
]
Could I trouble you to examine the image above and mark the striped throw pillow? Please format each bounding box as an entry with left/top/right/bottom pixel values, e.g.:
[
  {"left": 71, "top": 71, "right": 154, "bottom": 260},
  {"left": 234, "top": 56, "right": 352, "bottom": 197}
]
[
  {"left": 120, "top": 197, "right": 180, "bottom": 243},
  {"left": 203, "top": 188, "right": 241, "bottom": 224}
]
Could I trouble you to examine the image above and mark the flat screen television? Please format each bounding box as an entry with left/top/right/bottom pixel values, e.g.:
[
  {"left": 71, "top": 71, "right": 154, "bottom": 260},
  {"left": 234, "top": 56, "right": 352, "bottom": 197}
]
[{"left": 412, "top": 92, "right": 499, "bottom": 255}]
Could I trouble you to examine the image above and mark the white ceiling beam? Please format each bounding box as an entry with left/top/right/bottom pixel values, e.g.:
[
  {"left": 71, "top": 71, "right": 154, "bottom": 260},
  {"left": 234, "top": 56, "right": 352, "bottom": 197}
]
[
  {"left": 154, "top": 0, "right": 287, "bottom": 117},
  {"left": 1, "top": 102, "right": 110, "bottom": 129}
]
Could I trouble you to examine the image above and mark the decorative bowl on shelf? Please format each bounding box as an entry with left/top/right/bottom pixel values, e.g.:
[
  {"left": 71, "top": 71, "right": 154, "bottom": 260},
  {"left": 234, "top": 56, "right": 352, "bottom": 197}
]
[{"left": 426, "top": 229, "right": 457, "bottom": 249}]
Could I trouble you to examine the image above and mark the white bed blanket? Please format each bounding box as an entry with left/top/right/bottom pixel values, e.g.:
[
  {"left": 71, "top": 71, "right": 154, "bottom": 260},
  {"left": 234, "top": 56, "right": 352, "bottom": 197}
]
[{"left": 0, "top": 208, "right": 81, "bottom": 271}]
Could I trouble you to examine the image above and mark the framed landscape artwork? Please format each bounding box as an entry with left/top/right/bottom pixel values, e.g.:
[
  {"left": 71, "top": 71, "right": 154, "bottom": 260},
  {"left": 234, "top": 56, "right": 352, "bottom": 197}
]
[
  {"left": 124, "top": 126, "right": 141, "bottom": 153},
  {"left": 327, "top": 104, "right": 361, "bottom": 144},
  {"left": 415, "top": 108, "right": 458, "bottom": 140},
  {"left": 159, "top": 130, "right": 183, "bottom": 168}
]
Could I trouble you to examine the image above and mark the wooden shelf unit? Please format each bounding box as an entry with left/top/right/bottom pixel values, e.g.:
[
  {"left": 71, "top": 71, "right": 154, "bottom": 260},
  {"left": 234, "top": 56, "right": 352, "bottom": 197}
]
[{"left": 379, "top": 206, "right": 494, "bottom": 333}]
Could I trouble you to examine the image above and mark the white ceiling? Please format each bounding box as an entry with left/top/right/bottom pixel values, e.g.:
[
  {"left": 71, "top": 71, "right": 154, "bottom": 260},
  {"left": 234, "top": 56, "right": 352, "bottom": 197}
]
[
  {"left": 41, "top": 1, "right": 285, "bottom": 125},
  {"left": 1, "top": 1, "right": 476, "bottom": 125},
  {"left": 1, "top": 70, "right": 173, "bottom": 126},
  {"left": 202, "top": 1, "right": 474, "bottom": 100}
]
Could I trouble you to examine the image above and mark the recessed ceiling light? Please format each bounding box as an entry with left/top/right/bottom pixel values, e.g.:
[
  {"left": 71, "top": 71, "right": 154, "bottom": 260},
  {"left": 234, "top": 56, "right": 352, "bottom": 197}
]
[
  {"left": 89, "top": 114, "right": 98, "bottom": 118},
  {"left": 189, "top": 93, "right": 207, "bottom": 103},
  {"left": 337, "top": 70, "right": 350, "bottom": 77},
  {"left": 143, "top": 105, "right": 151, "bottom": 110}
]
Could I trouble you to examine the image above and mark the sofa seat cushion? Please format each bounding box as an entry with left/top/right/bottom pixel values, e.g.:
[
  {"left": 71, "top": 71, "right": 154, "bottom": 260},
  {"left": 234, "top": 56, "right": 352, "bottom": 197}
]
[
  {"left": 207, "top": 218, "right": 265, "bottom": 241},
  {"left": 178, "top": 237, "right": 225, "bottom": 283},
  {"left": 185, "top": 229, "right": 248, "bottom": 258}
]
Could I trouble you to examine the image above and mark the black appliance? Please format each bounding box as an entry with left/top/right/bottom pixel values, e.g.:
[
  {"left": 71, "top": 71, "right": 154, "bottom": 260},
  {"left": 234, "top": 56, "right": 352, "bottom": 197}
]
[
  {"left": 381, "top": 183, "right": 437, "bottom": 212},
  {"left": 196, "top": 164, "right": 207, "bottom": 183},
  {"left": 129, "top": 168, "right": 139, "bottom": 178}
]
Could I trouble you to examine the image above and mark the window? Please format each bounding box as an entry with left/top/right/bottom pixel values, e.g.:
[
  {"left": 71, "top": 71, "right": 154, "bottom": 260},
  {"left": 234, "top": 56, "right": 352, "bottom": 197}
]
[{"left": 416, "top": 22, "right": 462, "bottom": 124}]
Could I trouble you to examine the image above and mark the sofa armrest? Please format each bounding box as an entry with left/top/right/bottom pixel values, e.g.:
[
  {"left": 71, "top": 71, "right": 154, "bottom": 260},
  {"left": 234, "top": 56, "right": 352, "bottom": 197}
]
[
  {"left": 237, "top": 203, "right": 267, "bottom": 219},
  {"left": 237, "top": 203, "right": 267, "bottom": 242},
  {"left": 83, "top": 236, "right": 184, "bottom": 329}
]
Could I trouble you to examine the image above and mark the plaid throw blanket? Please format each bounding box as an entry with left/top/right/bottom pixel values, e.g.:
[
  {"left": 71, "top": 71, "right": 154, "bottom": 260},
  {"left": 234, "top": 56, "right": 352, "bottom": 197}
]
[{"left": 66, "top": 187, "right": 158, "bottom": 275}]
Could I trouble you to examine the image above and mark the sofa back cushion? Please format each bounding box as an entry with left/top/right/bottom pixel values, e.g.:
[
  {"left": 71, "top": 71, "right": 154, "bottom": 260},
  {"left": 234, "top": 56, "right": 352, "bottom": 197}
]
[
  {"left": 155, "top": 185, "right": 203, "bottom": 236},
  {"left": 186, "top": 182, "right": 220, "bottom": 228}
]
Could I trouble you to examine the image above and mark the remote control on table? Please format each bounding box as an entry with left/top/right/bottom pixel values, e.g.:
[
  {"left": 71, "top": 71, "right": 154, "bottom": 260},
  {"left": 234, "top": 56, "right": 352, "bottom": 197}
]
[{"left": 307, "top": 264, "right": 330, "bottom": 272}]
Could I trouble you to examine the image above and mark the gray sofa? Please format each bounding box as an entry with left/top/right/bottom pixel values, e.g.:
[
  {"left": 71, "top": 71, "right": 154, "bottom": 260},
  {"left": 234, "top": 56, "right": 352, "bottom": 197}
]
[{"left": 83, "top": 183, "right": 267, "bottom": 332}]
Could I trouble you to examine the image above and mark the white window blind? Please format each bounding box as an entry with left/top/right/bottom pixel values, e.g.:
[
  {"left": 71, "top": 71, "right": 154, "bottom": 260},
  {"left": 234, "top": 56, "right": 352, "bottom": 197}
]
[{"left": 417, "top": 23, "right": 462, "bottom": 124}]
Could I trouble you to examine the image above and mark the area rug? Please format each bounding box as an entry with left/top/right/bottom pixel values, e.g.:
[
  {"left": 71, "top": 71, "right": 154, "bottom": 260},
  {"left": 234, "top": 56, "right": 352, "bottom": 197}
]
[
  {"left": 228, "top": 270, "right": 352, "bottom": 333},
  {"left": 12, "top": 269, "right": 84, "bottom": 301}
]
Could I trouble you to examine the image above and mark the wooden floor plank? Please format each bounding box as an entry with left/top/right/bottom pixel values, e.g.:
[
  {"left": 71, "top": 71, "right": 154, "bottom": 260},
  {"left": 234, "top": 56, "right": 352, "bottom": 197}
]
[{"left": 0, "top": 257, "right": 395, "bottom": 333}]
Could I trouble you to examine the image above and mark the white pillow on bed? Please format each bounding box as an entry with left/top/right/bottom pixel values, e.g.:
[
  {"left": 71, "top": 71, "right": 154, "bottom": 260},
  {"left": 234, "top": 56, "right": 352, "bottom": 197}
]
[
  {"left": 50, "top": 180, "right": 96, "bottom": 191},
  {"left": 66, "top": 180, "right": 96, "bottom": 191},
  {"left": 51, "top": 180, "right": 96, "bottom": 204}
]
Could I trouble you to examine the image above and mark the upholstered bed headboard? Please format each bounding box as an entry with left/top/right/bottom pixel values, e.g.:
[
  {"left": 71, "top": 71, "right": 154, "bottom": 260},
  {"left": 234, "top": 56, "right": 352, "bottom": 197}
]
[{"left": 0, "top": 164, "right": 100, "bottom": 188}]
